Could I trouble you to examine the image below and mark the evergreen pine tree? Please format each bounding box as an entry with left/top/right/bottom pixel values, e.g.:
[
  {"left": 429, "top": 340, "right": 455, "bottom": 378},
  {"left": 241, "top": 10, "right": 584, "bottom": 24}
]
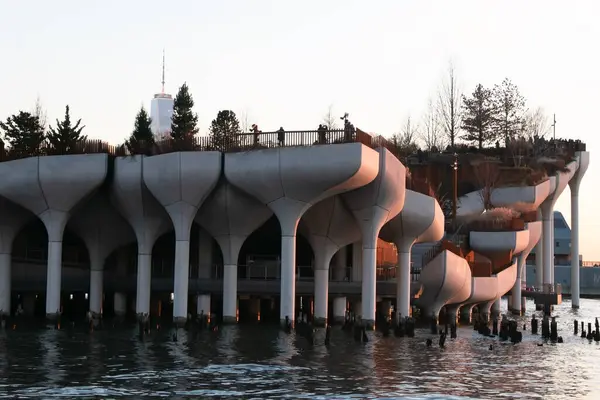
[
  {"left": 0, "top": 111, "right": 46, "bottom": 158},
  {"left": 47, "top": 105, "right": 87, "bottom": 154},
  {"left": 461, "top": 84, "right": 495, "bottom": 149},
  {"left": 125, "top": 106, "right": 155, "bottom": 155},
  {"left": 492, "top": 78, "right": 526, "bottom": 143},
  {"left": 209, "top": 110, "right": 241, "bottom": 151},
  {"left": 170, "top": 83, "right": 198, "bottom": 150}
]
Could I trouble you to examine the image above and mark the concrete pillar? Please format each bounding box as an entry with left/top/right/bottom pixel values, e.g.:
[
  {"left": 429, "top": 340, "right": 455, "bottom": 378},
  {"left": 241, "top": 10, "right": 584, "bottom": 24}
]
[
  {"left": 114, "top": 292, "right": 127, "bottom": 316},
  {"left": 142, "top": 152, "right": 221, "bottom": 325},
  {"left": 361, "top": 245, "right": 377, "bottom": 325},
  {"left": 0, "top": 254, "right": 10, "bottom": 316},
  {"left": 89, "top": 269, "right": 103, "bottom": 315},
  {"left": 333, "top": 297, "right": 346, "bottom": 324},
  {"left": 491, "top": 299, "right": 501, "bottom": 315},
  {"left": 511, "top": 274, "right": 522, "bottom": 316},
  {"left": 280, "top": 234, "right": 296, "bottom": 325},
  {"left": 535, "top": 240, "right": 543, "bottom": 289},
  {"left": 397, "top": 249, "right": 412, "bottom": 318},
  {"left": 314, "top": 267, "right": 329, "bottom": 326},
  {"left": 43, "top": 211, "right": 68, "bottom": 318},
  {"left": 136, "top": 252, "right": 152, "bottom": 316},
  {"left": 222, "top": 265, "right": 238, "bottom": 323},
  {"left": 197, "top": 294, "right": 211, "bottom": 319},
  {"left": 570, "top": 182, "right": 581, "bottom": 308},
  {"left": 541, "top": 203, "right": 553, "bottom": 286}
]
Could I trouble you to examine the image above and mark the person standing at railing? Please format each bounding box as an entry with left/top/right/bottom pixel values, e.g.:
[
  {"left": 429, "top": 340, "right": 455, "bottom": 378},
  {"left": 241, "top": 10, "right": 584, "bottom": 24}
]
[
  {"left": 252, "top": 124, "right": 261, "bottom": 146},
  {"left": 277, "top": 127, "right": 285, "bottom": 146},
  {"left": 317, "top": 124, "right": 327, "bottom": 144}
]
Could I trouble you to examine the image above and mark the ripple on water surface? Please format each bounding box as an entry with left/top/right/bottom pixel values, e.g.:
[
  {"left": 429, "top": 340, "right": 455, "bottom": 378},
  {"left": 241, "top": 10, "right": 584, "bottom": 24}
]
[{"left": 1, "top": 298, "right": 600, "bottom": 399}]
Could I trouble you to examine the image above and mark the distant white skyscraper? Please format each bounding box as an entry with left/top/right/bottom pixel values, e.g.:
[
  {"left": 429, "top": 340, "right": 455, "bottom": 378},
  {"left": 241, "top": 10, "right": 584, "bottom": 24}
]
[{"left": 150, "top": 50, "right": 174, "bottom": 141}]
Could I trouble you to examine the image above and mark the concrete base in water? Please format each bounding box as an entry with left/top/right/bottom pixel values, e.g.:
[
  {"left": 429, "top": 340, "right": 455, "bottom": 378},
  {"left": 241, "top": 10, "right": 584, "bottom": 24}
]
[
  {"left": 510, "top": 309, "right": 522, "bottom": 316},
  {"left": 313, "top": 317, "right": 327, "bottom": 327},
  {"left": 333, "top": 316, "right": 345, "bottom": 325},
  {"left": 222, "top": 316, "right": 237, "bottom": 324},
  {"left": 173, "top": 317, "right": 187, "bottom": 327},
  {"left": 46, "top": 312, "right": 60, "bottom": 321}
]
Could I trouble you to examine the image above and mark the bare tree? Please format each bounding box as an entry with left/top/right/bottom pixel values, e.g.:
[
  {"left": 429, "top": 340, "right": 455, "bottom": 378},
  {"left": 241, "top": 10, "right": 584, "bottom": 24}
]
[
  {"left": 473, "top": 160, "right": 500, "bottom": 210},
  {"left": 437, "top": 62, "right": 462, "bottom": 148},
  {"left": 239, "top": 109, "right": 251, "bottom": 133},
  {"left": 33, "top": 96, "right": 47, "bottom": 130},
  {"left": 391, "top": 116, "right": 420, "bottom": 153},
  {"left": 522, "top": 106, "right": 550, "bottom": 140},
  {"left": 322, "top": 104, "right": 338, "bottom": 130},
  {"left": 420, "top": 98, "right": 446, "bottom": 151}
]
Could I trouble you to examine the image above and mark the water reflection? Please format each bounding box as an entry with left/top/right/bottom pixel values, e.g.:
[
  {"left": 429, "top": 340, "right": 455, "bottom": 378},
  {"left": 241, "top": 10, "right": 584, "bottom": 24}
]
[{"left": 0, "top": 298, "right": 598, "bottom": 398}]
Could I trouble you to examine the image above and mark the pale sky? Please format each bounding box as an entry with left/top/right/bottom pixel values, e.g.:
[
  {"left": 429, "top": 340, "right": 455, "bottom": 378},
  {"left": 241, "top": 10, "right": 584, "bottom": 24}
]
[{"left": 1, "top": 1, "right": 599, "bottom": 259}]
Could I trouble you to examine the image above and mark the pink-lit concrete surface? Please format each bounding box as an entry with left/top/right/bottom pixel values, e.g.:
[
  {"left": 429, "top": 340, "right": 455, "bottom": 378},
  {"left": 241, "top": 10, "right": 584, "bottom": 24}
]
[
  {"left": 416, "top": 250, "right": 472, "bottom": 320},
  {"left": 298, "top": 195, "right": 360, "bottom": 326},
  {"left": 225, "top": 143, "right": 379, "bottom": 326},
  {"left": 0, "top": 154, "right": 108, "bottom": 318},
  {"left": 195, "top": 180, "right": 273, "bottom": 323},
  {"left": 341, "top": 147, "right": 406, "bottom": 326},
  {"left": 510, "top": 221, "right": 542, "bottom": 314},
  {"left": 379, "top": 189, "right": 444, "bottom": 318}
]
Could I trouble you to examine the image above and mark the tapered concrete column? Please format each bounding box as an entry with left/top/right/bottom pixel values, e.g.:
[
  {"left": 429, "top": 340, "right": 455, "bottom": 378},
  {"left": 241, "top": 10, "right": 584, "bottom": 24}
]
[
  {"left": 89, "top": 269, "right": 103, "bottom": 315},
  {"left": 314, "top": 267, "right": 329, "bottom": 326},
  {"left": 491, "top": 299, "right": 501, "bottom": 315},
  {"left": 333, "top": 297, "right": 347, "bottom": 324},
  {"left": 380, "top": 190, "right": 444, "bottom": 320},
  {"left": 225, "top": 144, "right": 378, "bottom": 328},
  {"left": 197, "top": 294, "right": 211, "bottom": 319},
  {"left": 569, "top": 151, "right": 589, "bottom": 308},
  {"left": 111, "top": 156, "right": 171, "bottom": 319},
  {"left": 300, "top": 196, "right": 360, "bottom": 327},
  {"left": 143, "top": 152, "right": 221, "bottom": 326},
  {"left": 196, "top": 181, "right": 272, "bottom": 324},
  {"left": 541, "top": 203, "right": 553, "bottom": 286},
  {"left": 0, "top": 254, "right": 11, "bottom": 316},
  {"left": 44, "top": 210, "right": 68, "bottom": 318},
  {"left": 0, "top": 155, "right": 108, "bottom": 320},
  {"left": 0, "top": 199, "right": 31, "bottom": 316},
  {"left": 511, "top": 221, "right": 542, "bottom": 315},
  {"left": 69, "top": 194, "right": 135, "bottom": 317},
  {"left": 342, "top": 148, "right": 406, "bottom": 327},
  {"left": 397, "top": 250, "right": 411, "bottom": 318},
  {"left": 114, "top": 292, "right": 127, "bottom": 316}
]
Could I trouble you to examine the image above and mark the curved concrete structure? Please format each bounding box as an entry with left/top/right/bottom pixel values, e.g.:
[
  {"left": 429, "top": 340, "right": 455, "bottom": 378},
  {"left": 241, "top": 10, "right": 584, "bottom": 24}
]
[
  {"left": 379, "top": 189, "right": 444, "bottom": 318},
  {"left": 143, "top": 152, "right": 221, "bottom": 323},
  {"left": 298, "top": 195, "right": 360, "bottom": 326},
  {"left": 416, "top": 250, "right": 471, "bottom": 319},
  {"left": 225, "top": 143, "right": 379, "bottom": 326},
  {"left": 510, "top": 221, "right": 542, "bottom": 314},
  {"left": 491, "top": 180, "right": 553, "bottom": 209},
  {"left": 478, "top": 259, "right": 518, "bottom": 317},
  {"left": 0, "top": 197, "right": 34, "bottom": 315},
  {"left": 341, "top": 147, "right": 406, "bottom": 326},
  {"left": 569, "top": 151, "right": 590, "bottom": 308},
  {"left": 0, "top": 155, "right": 108, "bottom": 318},
  {"left": 469, "top": 230, "right": 529, "bottom": 256},
  {"left": 68, "top": 193, "right": 136, "bottom": 315},
  {"left": 195, "top": 180, "right": 272, "bottom": 323},
  {"left": 540, "top": 159, "right": 579, "bottom": 285},
  {"left": 111, "top": 156, "right": 171, "bottom": 317}
]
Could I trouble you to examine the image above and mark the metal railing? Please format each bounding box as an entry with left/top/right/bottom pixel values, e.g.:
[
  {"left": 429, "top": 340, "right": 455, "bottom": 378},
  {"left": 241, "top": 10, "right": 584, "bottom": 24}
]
[
  {"left": 525, "top": 284, "right": 562, "bottom": 295},
  {"left": 0, "top": 139, "right": 123, "bottom": 162}
]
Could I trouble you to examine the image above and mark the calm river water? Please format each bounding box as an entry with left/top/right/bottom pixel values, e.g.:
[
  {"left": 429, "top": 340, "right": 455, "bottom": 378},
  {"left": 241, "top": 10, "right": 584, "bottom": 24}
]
[{"left": 1, "top": 298, "right": 599, "bottom": 399}]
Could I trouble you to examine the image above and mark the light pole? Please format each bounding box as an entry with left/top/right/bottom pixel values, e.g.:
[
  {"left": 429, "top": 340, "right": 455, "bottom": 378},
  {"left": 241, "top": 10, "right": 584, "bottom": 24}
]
[{"left": 452, "top": 153, "right": 458, "bottom": 222}]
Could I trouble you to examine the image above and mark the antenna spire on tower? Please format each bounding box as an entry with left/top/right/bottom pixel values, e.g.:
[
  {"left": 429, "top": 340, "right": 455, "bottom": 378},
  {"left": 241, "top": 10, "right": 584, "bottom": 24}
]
[{"left": 161, "top": 49, "right": 166, "bottom": 94}]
